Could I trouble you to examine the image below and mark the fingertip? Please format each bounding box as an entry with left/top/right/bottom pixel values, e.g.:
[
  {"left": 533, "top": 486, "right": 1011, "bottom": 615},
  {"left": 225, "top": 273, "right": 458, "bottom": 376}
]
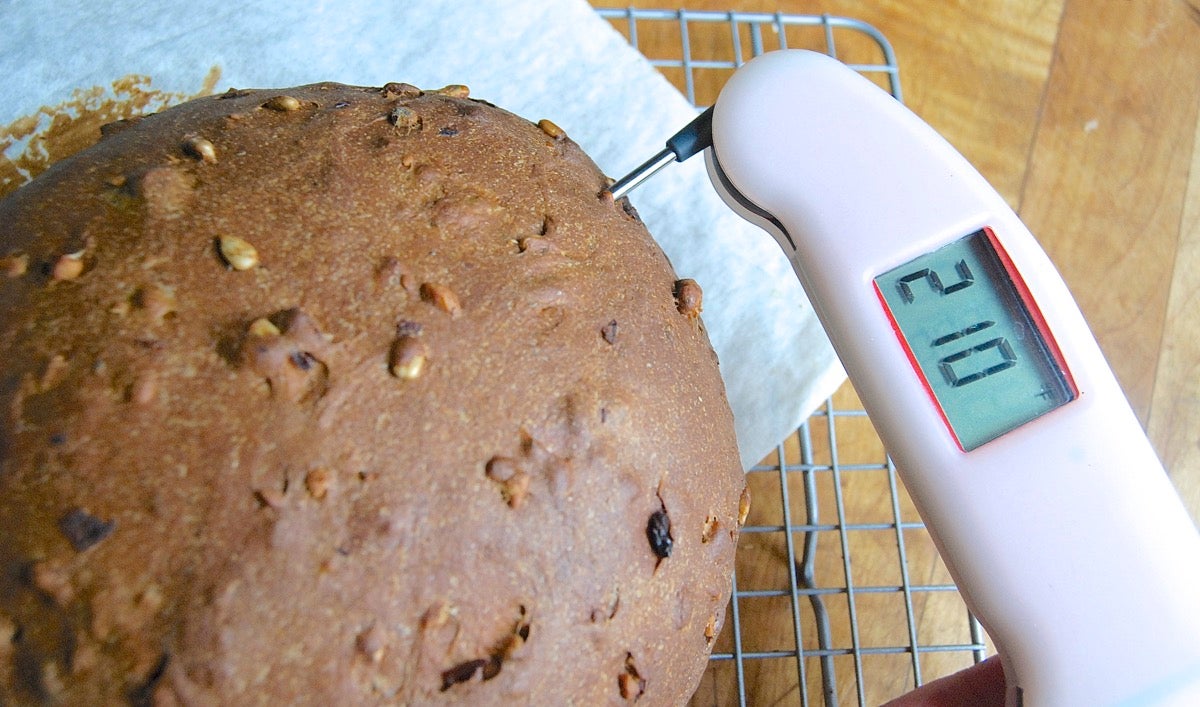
[{"left": 883, "top": 656, "right": 1007, "bottom": 707}]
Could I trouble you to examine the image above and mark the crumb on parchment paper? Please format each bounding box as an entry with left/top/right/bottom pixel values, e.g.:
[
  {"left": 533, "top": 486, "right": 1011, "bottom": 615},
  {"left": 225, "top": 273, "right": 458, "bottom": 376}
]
[{"left": 0, "top": 66, "right": 222, "bottom": 198}]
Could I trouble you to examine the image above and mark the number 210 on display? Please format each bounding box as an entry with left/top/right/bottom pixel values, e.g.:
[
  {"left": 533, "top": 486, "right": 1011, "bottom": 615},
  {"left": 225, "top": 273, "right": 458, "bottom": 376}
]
[{"left": 874, "top": 228, "right": 1077, "bottom": 451}]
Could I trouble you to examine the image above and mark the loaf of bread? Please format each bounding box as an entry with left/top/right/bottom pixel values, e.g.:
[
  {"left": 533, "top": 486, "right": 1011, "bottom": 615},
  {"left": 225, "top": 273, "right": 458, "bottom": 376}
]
[{"left": 0, "top": 82, "right": 747, "bottom": 704}]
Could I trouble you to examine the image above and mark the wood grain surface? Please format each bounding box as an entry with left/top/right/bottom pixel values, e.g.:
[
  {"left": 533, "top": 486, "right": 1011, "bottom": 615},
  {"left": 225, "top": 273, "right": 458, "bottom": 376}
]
[{"left": 593, "top": 0, "right": 1200, "bottom": 703}]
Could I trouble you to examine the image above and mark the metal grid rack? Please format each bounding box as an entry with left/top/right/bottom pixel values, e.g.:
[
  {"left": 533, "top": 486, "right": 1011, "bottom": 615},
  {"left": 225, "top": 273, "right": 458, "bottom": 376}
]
[{"left": 595, "top": 9, "right": 990, "bottom": 706}]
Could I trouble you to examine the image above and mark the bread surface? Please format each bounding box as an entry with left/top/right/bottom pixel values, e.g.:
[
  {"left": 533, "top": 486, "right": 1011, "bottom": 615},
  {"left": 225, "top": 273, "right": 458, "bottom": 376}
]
[{"left": 0, "top": 82, "right": 745, "bottom": 704}]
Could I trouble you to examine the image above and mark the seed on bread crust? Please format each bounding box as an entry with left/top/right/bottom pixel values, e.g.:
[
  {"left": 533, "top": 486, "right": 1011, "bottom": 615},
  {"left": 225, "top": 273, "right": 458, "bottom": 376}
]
[
  {"left": 382, "top": 82, "right": 422, "bottom": 100},
  {"left": 738, "top": 485, "right": 752, "bottom": 526},
  {"left": 537, "top": 119, "right": 566, "bottom": 140},
  {"left": 389, "top": 106, "right": 421, "bottom": 132},
  {"left": 218, "top": 235, "right": 259, "bottom": 271},
  {"left": 500, "top": 472, "right": 531, "bottom": 508},
  {"left": 132, "top": 283, "right": 177, "bottom": 323},
  {"left": 433, "top": 84, "right": 470, "bottom": 98},
  {"left": 420, "top": 282, "right": 462, "bottom": 317},
  {"left": 262, "top": 95, "right": 302, "bottom": 112},
  {"left": 304, "top": 468, "right": 332, "bottom": 500},
  {"left": 248, "top": 317, "right": 282, "bottom": 338},
  {"left": 485, "top": 456, "right": 518, "bottom": 483},
  {"left": 618, "top": 654, "right": 646, "bottom": 701},
  {"left": 52, "top": 252, "right": 85, "bottom": 281},
  {"left": 182, "top": 135, "right": 218, "bottom": 163},
  {"left": 388, "top": 335, "right": 428, "bottom": 380},
  {"left": 1, "top": 252, "right": 29, "bottom": 278},
  {"left": 128, "top": 372, "right": 158, "bottom": 406},
  {"left": 673, "top": 278, "right": 703, "bottom": 318}
]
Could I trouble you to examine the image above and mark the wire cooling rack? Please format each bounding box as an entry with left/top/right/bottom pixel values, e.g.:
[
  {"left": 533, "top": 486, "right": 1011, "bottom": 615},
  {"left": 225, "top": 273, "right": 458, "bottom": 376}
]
[{"left": 595, "top": 8, "right": 991, "bottom": 706}]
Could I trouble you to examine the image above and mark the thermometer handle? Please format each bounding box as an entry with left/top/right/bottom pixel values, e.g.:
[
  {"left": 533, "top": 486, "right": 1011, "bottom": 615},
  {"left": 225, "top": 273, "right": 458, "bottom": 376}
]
[{"left": 706, "top": 49, "right": 1200, "bottom": 705}]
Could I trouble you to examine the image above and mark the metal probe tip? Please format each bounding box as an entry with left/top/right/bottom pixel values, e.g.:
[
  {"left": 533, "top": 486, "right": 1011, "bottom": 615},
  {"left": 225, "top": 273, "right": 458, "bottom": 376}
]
[
  {"left": 605, "top": 106, "right": 715, "bottom": 202},
  {"left": 607, "top": 149, "right": 675, "bottom": 202}
]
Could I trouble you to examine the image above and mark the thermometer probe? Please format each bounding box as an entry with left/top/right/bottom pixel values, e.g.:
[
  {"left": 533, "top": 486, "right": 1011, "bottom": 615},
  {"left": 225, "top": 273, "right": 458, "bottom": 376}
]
[{"left": 612, "top": 50, "right": 1200, "bottom": 705}]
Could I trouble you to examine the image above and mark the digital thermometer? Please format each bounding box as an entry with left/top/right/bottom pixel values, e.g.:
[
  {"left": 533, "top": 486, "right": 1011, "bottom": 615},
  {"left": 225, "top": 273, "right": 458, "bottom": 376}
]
[{"left": 617, "top": 49, "right": 1200, "bottom": 705}]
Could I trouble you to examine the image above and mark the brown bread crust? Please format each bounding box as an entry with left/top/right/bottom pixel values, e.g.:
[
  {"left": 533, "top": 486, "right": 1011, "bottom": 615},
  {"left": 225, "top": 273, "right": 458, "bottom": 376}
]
[{"left": 0, "top": 82, "right": 744, "bottom": 705}]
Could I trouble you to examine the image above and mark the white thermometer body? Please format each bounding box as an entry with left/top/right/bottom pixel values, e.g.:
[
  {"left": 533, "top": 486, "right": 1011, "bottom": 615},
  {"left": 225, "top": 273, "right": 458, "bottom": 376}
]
[{"left": 705, "top": 49, "right": 1200, "bottom": 705}]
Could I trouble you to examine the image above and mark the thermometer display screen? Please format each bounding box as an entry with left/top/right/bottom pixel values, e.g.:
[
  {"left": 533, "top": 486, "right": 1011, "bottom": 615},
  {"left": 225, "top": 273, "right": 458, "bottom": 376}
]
[{"left": 875, "top": 228, "right": 1076, "bottom": 451}]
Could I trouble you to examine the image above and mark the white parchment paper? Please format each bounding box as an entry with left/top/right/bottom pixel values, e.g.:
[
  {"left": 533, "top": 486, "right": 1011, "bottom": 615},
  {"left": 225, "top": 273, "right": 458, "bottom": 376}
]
[{"left": 0, "top": 0, "right": 844, "bottom": 469}]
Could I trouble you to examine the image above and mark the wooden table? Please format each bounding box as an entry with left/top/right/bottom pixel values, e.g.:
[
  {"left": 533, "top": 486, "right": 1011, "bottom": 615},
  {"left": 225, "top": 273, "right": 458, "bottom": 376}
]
[{"left": 593, "top": 1, "right": 1200, "bottom": 704}]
